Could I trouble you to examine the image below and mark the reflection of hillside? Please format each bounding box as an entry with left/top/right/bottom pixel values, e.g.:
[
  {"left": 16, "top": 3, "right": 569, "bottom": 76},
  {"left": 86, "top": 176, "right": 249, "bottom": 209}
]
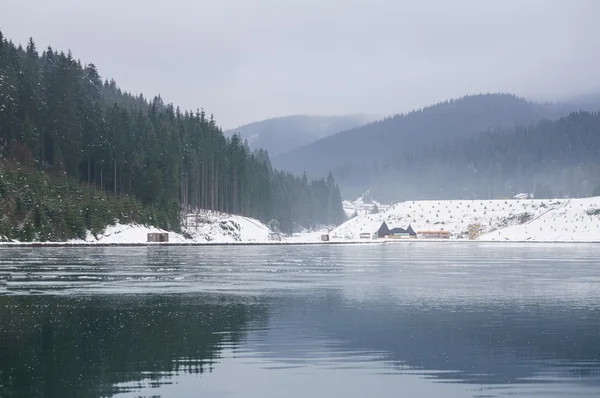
[
  {"left": 0, "top": 294, "right": 269, "bottom": 398},
  {"left": 263, "top": 292, "right": 600, "bottom": 386}
]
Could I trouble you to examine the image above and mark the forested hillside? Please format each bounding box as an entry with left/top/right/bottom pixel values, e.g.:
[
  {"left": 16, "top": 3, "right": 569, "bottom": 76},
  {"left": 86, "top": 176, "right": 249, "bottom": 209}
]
[
  {"left": 353, "top": 111, "right": 600, "bottom": 201},
  {"left": 0, "top": 31, "right": 345, "bottom": 240},
  {"left": 274, "top": 93, "right": 594, "bottom": 198},
  {"left": 225, "top": 114, "right": 374, "bottom": 156}
]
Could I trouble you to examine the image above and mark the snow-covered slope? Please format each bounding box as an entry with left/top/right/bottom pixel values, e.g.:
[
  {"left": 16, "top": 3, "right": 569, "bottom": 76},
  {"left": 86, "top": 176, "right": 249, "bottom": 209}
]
[
  {"left": 332, "top": 197, "right": 600, "bottom": 242},
  {"left": 5, "top": 199, "right": 599, "bottom": 245},
  {"left": 70, "top": 224, "right": 190, "bottom": 244},
  {"left": 343, "top": 191, "right": 390, "bottom": 217},
  {"left": 182, "top": 211, "right": 272, "bottom": 242},
  {"left": 1, "top": 208, "right": 335, "bottom": 245},
  {"left": 62, "top": 210, "right": 272, "bottom": 244}
]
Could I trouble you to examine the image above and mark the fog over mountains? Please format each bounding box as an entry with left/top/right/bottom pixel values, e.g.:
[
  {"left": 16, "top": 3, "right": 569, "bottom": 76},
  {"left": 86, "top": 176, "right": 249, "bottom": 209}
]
[
  {"left": 238, "top": 93, "right": 600, "bottom": 202},
  {"left": 225, "top": 114, "right": 376, "bottom": 157}
]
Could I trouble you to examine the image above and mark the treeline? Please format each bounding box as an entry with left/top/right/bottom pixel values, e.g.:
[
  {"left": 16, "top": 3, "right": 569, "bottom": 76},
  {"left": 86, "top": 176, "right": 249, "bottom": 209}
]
[
  {"left": 337, "top": 111, "right": 600, "bottom": 201},
  {"left": 275, "top": 93, "right": 575, "bottom": 179},
  {"left": 0, "top": 31, "right": 345, "bottom": 238},
  {"left": 274, "top": 93, "right": 600, "bottom": 200}
]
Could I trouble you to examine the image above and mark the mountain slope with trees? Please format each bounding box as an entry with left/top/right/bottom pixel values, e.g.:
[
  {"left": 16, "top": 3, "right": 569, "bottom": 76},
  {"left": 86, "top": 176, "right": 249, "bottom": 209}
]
[
  {"left": 352, "top": 111, "right": 600, "bottom": 201},
  {"left": 225, "top": 114, "right": 375, "bottom": 157},
  {"left": 274, "top": 93, "right": 596, "bottom": 198},
  {"left": 0, "top": 31, "right": 345, "bottom": 240}
]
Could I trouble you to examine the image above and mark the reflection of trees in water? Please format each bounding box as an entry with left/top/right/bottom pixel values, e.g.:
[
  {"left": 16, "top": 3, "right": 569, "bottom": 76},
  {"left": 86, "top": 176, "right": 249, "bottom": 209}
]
[
  {"left": 269, "top": 292, "right": 600, "bottom": 386},
  {"left": 2, "top": 289, "right": 600, "bottom": 398},
  {"left": 0, "top": 294, "right": 269, "bottom": 398}
]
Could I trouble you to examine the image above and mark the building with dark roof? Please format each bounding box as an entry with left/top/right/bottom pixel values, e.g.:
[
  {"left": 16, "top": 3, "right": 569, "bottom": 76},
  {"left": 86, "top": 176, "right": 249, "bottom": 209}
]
[
  {"left": 377, "top": 221, "right": 391, "bottom": 238},
  {"left": 376, "top": 222, "right": 416, "bottom": 238}
]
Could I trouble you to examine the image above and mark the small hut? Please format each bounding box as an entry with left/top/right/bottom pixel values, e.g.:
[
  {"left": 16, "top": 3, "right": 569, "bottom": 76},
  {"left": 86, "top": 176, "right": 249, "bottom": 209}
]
[
  {"left": 147, "top": 232, "right": 169, "bottom": 243},
  {"left": 417, "top": 230, "right": 451, "bottom": 239}
]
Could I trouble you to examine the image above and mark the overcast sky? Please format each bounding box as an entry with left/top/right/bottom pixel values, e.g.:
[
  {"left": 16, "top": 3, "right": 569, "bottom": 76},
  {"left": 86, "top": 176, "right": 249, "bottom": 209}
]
[{"left": 2, "top": 0, "right": 600, "bottom": 129}]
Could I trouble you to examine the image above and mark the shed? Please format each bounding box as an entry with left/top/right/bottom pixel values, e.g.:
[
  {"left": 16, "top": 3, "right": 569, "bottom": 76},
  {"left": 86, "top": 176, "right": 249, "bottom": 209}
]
[
  {"left": 417, "top": 230, "right": 450, "bottom": 239},
  {"left": 147, "top": 232, "right": 169, "bottom": 243}
]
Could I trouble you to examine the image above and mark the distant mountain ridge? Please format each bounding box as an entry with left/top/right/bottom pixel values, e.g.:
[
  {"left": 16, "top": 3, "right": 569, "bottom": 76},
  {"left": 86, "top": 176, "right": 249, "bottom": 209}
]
[
  {"left": 225, "top": 114, "right": 376, "bottom": 156},
  {"left": 272, "top": 93, "right": 600, "bottom": 199}
]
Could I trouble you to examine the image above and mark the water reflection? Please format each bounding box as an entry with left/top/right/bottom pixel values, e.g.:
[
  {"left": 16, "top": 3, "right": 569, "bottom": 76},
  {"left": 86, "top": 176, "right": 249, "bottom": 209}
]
[
  {"left": 263, "top": 293, "right": 600, "bottom": 386},
  {"left": 0, "top": 294, "right": 269, "bottom": 397},
  {"left": 1, "top": 244, "right": 600, "bottom": 397}
]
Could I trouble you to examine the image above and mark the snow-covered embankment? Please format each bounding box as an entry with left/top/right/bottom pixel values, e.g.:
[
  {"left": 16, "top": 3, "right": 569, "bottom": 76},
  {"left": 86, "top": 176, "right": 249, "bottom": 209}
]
[
  {"left": 332, "top": 197, "right": 600, "bottom": 242},
  {"left": 66, "top": 210, "right": 273, "bottom": 245}
]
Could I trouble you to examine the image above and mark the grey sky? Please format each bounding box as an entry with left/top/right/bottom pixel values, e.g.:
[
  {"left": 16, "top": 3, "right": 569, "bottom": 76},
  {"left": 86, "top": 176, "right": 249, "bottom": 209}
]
[{"left": 2, "top": 0, "right": 600, "bottom": 129}]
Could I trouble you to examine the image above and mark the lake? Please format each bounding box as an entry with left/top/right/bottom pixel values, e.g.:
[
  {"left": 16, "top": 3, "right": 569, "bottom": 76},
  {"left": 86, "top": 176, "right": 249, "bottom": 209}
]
[{"left": 1, "top": 243, "right": 600, "bottom": 397}]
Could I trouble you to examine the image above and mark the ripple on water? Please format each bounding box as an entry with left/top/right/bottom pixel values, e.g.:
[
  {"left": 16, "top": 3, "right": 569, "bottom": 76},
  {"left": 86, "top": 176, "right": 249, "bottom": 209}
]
[{"left": 1, "top": 244, "right": 600, "bottom": 398}]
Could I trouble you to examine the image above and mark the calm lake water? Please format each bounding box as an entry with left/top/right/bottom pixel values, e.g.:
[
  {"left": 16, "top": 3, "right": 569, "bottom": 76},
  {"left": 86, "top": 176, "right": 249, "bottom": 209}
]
[{"left": 1, "top": 243, "right": 600, "bottom": 398}]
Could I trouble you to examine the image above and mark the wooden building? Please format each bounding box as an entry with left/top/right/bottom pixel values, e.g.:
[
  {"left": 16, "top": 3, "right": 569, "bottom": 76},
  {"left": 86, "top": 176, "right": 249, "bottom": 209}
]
[
  {"left": 374, "top": 222, "right": 417, "bottom": 239},
  {"left": 417, "top": 230, "right": 450, "bottom": 239},
  {"left": 147, "top": 232, "right": 169, "bottom": 242},
  {"left": 387, "top": 224, "right": 417, "bottom": 239}
]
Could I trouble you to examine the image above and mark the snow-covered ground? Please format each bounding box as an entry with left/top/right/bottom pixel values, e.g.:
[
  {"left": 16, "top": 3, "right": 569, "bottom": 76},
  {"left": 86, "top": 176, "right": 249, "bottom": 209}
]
[
  {"left": 181, "top": 211, "right": 272, "bottom": 243},
  {"left": 65, "top": 211, "right": 274, "bottom": 244},
  {"left": 0, "top": 208, "right": 346, "bottom": 245},
  {"left": 3, "top": 198, "right": 600, "bottom": 245},
  {"left": 72, "top": 223, "right": 190, "bottom": 244},
  {"left": 343, "top": 192, "right": 390, "bottom": 218},
  {"left": 332, "top": 197, "right": 600, "bottom": 242},
  {"left": 63, "top": 211, "right": 272, "bottom": 245},
  {"left": 0, "top": 210, "right": 274, "bottom": 245}
]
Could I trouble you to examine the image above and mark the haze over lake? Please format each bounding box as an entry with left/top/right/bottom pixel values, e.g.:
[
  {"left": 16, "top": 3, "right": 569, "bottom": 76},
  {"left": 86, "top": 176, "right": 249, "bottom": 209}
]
[{"left": 1, "top": 243, "right": 600, "bottom": 398}]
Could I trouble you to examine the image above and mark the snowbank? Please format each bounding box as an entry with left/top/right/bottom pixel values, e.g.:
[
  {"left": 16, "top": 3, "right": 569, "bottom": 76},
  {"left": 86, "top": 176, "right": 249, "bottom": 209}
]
[
  {"left": 181, "top": 211, "right": 272, "bottom": 243},
  {"left": 332, "top": 197, "right": 600, "bottom": 242},
  {"left": 0, "top": 210, "right": 274, "bottom": 245},
  {"left": 71, "top": 223, "right": 190, "bottom": 244},
  {"left": 69, "top": 211, "right": 273, "bottom": 245},
  {"left": 3, "top": 199, "right": 599, "bottom": 246}
]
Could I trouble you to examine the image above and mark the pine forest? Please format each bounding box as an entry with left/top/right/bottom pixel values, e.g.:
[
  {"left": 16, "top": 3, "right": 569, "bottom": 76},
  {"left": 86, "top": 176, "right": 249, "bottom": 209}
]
[{"left": 0, "top": 32, "right": 346, "bottom": 240}]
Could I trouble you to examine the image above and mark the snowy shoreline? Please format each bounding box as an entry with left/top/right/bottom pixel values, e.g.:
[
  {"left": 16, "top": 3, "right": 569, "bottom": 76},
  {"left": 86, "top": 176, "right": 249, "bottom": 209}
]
[
  {"left": 332, "top": 197, "right": 600, "bottom": 243},
  {"left": 3, "top": 197, "right": 600, "bottom": 247},
  {"left": 1, "top": 239, "right": 599, "bottom": 248}
]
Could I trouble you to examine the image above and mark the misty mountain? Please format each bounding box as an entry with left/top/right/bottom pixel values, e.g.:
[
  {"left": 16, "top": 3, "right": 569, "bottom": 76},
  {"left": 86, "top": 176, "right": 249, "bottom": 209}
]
[
  {"left": 345, "top": 111, "right": 600, "bottom": 201},
  {"left": 225, "top": 114, "right": 376, "bottom": 156},
  {"left": 273, "top": 93, "right": 599, "bottom": 199}
]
